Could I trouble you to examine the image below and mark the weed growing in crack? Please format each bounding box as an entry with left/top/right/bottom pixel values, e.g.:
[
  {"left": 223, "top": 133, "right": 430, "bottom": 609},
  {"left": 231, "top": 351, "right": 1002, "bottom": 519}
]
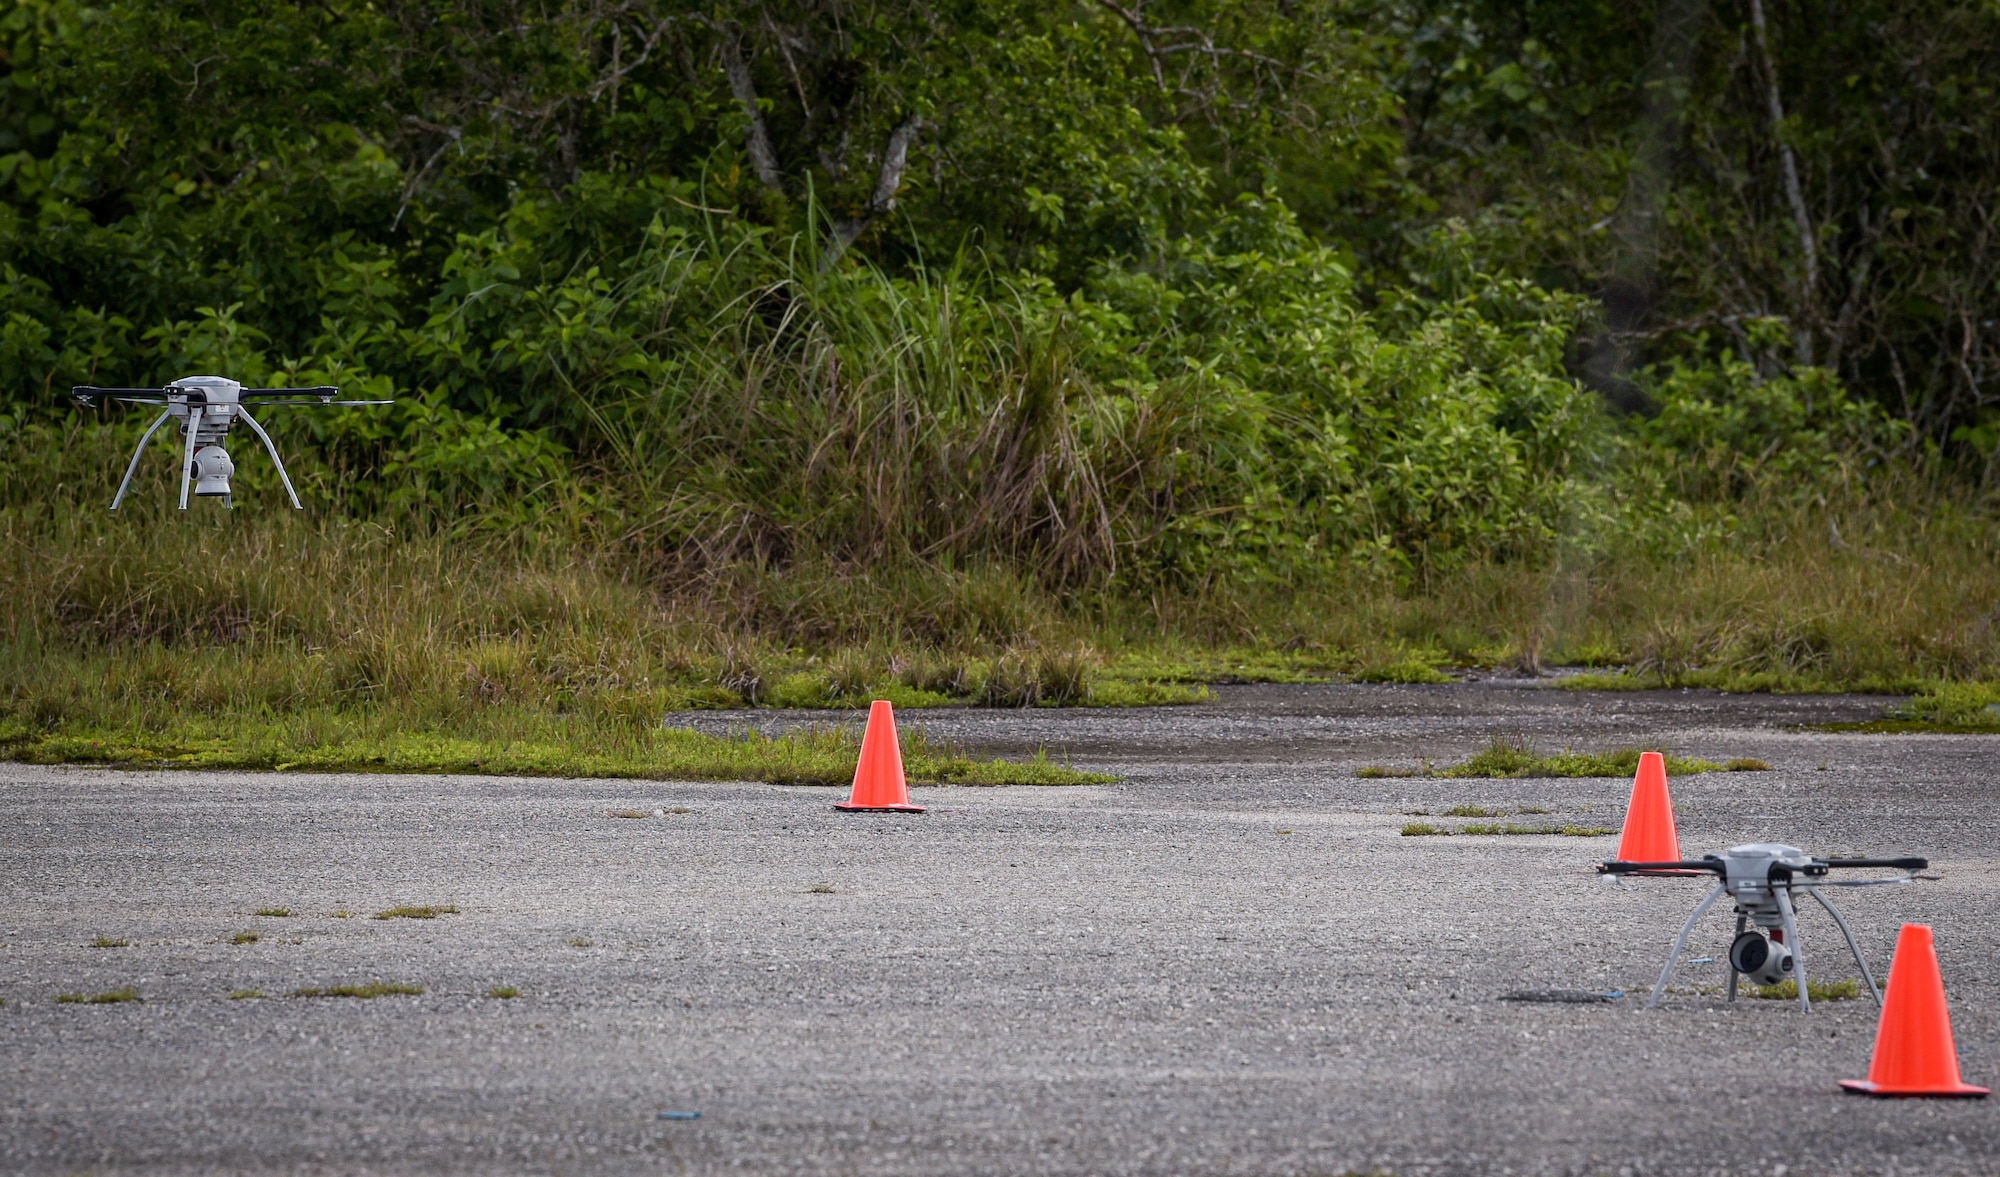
[
  {"left": 373, "top": 905, "right": 458, "bottom": 920},
  {"left": 288, "top": 982, "right": 423, "bottom": 999},
  {"left": 57, "top": 988, "right": 139, "bottom": 1004}
]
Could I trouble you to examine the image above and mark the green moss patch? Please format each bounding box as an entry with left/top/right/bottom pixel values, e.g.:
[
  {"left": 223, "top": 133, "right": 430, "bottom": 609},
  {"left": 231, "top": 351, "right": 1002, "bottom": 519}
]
[
  {"left": 1750, "top": 978, "right": 1863, "bottom": 1001},
  {"left": 56, "top": 988, "right": 139, "bottom": 1004},
  {"left": 0, "top": 709, "right": 1113, "bottom": 786},
  {"left": 288, "top": 982, "right": 424, "bottom": 999},
  {"left": 1816, "top": 683, "right": 2000, "bottom": 734}
]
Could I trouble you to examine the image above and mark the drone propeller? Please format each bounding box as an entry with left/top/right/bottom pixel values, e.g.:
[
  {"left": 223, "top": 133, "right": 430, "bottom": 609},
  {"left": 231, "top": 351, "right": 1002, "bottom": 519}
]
[
  {"left": 72, "top": 387, "right": 172, "bottom": 407},
  {"left": 237, "top": 391, "right": 396, "bottom": 406}
]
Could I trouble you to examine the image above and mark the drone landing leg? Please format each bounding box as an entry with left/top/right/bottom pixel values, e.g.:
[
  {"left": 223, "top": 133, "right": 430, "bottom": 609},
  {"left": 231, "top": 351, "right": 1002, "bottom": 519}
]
[
  {"left": 1647, "top": 882, "right": 1727, "bottom": 1009},
  {"left": 234, "top": 407, "right": 303, "bottom": 510},
  {"left": 110, "top": 410, "right": 174, "bottom": 511},
  {"left": 178, "top": 405, "right": 202, "bottom": 511},
  {"left": 1776, "top": 886, "right": 1809, "bottom": 1012},
  {"left": 1804, "top": 886, "right": 1882, "bottom": 1006},
  {"left": 1727, "top": 913, "right": 1746, "bottom": 1003}
]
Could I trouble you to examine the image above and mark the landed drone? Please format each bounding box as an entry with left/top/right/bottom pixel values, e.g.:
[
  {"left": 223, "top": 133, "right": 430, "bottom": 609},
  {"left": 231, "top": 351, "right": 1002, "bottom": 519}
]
[
  {"left": 73, "top": 375, "right": 391, "bottom": 510},
  {"left": 1600, "top": 843, "right": 1929, "bottom": 1012}
]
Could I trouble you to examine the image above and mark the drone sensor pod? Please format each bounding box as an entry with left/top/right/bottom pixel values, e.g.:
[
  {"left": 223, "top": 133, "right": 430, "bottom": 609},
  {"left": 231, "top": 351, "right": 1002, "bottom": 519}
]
[
  {"left": 192, "top": 445, "right": 235, "bottom": 497},
  {"left": 1729, "top": 930, "right": 1793, "bottom": 987}
]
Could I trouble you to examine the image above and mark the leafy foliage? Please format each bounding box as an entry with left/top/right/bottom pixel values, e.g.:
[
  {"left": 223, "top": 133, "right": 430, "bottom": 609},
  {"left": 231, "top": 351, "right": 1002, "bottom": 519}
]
[{"left": 0, "top": 0, "right": 1981, "bottom": 608}]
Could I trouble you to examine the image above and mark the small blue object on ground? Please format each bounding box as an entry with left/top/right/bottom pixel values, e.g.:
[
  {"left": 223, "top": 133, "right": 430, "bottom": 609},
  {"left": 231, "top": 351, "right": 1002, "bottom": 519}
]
[{"left": 657, "top": 1111, "right": 701, "bottom": 1121}]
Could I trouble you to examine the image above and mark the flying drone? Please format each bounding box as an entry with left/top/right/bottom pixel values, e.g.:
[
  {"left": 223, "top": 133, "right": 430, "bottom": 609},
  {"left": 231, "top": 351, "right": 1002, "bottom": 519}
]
[
  {"left": 1600, "top": 843, "right": 1929, "bottom": 1012},
  {"left": 72, "top": 375, "right": 391, "bottom": 510}
]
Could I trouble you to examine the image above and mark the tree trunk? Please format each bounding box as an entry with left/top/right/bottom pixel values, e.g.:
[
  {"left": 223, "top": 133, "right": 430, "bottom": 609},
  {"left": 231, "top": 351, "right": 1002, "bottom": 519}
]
[{"left": 1747, "top": 0, "right": 1818, "bottom": 367}]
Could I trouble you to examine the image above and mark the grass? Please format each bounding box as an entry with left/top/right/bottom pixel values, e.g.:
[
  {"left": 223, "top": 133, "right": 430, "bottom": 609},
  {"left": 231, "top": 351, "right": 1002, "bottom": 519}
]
[
  {"left": 288, "top": 982, "right": 424, "bottom": 999},
  {"left": 1, "top": 484, "right": 1995, "bottom": 790},
  {"left": 1749, "top": 978, "right": 1864, "bottom": 1001},
  {"left": 255, "top": 908, "right": 293, "bottom": 917},
  {"left": 230, "top": 931, "right": 260, "bottom": 944},
  {"left": 807, "top": 882, "right": 836, "bottom": 894},
  {"left": 1402, "top": 821, "right": 1613, "bottom": 836},
  {"left": 373, "top": 905, "right": 457, "bottom": 920},
  {"left": 1357, "top": 761, "right": 1431, "bottom": 779},
  {"left": 229, "top": 989, "right": 263, "bottom": 999},
  {"left": 1352, "top": 659, "right": 1455, "bottom": 685},
  {"left": 0, "top": 708, "right": 1112, "bottom": 786},
  {"left": 1362, "top": 737, "right": 1771, "bottom": 780},
  {"left": 90, "top": 936, "right": 129, "bottom": 948},
  {"left": 1459, "top": 822, "right": 1616, "bottom": 836},
  {"left": 56, "top": 987, "right": 139, "bottom": 1004},
  {"left": 486, "top": 986, "right": 519, "bottom": 999},
  {"left": 1814, "top": 682, "right": 2000, "bottom": 733}
]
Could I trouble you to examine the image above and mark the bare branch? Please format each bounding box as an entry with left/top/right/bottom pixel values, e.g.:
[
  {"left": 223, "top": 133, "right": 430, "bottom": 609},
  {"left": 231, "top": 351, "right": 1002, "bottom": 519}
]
[
  {"left": 823, "top": 116, "right": 925, "bottom": 269},
  {"left": 719, "top": 31, "right": 785, "bottom": 192},
  {"left": 393, "top": 122, "right": 463, "bottom": 231},
  {"left": 1747, "top": 0, "right": 1819, "bottom": 365},
  {"left": 585, "top": 15, "right": 680, "bottom": 103},
  {"left": 1092, "top": 0, "right": 1167, "bottom": 89}
]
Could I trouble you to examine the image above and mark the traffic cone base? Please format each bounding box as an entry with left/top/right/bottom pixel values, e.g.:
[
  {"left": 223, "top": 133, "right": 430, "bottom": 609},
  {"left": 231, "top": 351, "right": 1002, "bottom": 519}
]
[
  {"left": 835, "top": 700, "right": 926, "bottom": 814},
  {"left": 1840, "top": 924, "right": 1987, "bottom": 1099},
  {"left": 1837, "top": 1079, "right": 1987, "bottom": 1099},
  {"left": 1615, "top": 750, "right": 1680, "bottom": 864}
]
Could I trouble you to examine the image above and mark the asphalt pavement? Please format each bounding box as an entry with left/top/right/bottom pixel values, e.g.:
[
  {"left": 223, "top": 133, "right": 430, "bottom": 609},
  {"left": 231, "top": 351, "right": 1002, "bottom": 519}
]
[{"left": 3, "top": 682, "right": 1995, "bottom": 1176}]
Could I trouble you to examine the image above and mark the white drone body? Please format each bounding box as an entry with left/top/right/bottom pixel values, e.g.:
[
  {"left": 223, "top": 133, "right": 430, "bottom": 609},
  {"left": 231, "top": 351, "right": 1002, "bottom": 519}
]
[
  {"left": 72, "top": 375, "right": 391, "bottom": 510},
  {"left": 1601, "top": 843, "right": 1929, "bottom": 1012}
]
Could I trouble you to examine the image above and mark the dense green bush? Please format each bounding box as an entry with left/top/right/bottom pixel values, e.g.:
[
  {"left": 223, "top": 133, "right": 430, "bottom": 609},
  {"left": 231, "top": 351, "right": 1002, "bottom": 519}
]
[{"left": 0, "top": 0, "right": 1971, "bottom": 600}]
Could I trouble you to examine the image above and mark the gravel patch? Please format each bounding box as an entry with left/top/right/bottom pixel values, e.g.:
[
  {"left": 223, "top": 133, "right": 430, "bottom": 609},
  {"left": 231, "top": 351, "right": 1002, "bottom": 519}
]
[{"left": 2, "top": 683, "right": 1993, "bottom": 1176}]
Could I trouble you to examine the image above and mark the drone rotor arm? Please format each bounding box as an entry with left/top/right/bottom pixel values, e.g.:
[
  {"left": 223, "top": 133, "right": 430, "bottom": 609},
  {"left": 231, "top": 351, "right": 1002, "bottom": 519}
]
[
  {"left": 1597, "top": 858, "right": 1725, "bottom": 876},
  {"left": 238, "top": 387, "right": 394, "bottom": 407},
  {"left": 1820, "top": 856, "right": 1929, "bottom": 872}
]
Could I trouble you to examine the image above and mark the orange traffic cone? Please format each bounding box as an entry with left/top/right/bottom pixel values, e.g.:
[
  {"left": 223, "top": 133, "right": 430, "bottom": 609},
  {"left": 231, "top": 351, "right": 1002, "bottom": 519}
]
[
  {"left": 1841, "top": 924, "right": 1988, "bottom": 1098},
  {"left": 1614, "top": 750, "right": 1680, "bottom": 863},
  {"left": 834, "top": 700, "right": 925, "bottom": 813}
]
